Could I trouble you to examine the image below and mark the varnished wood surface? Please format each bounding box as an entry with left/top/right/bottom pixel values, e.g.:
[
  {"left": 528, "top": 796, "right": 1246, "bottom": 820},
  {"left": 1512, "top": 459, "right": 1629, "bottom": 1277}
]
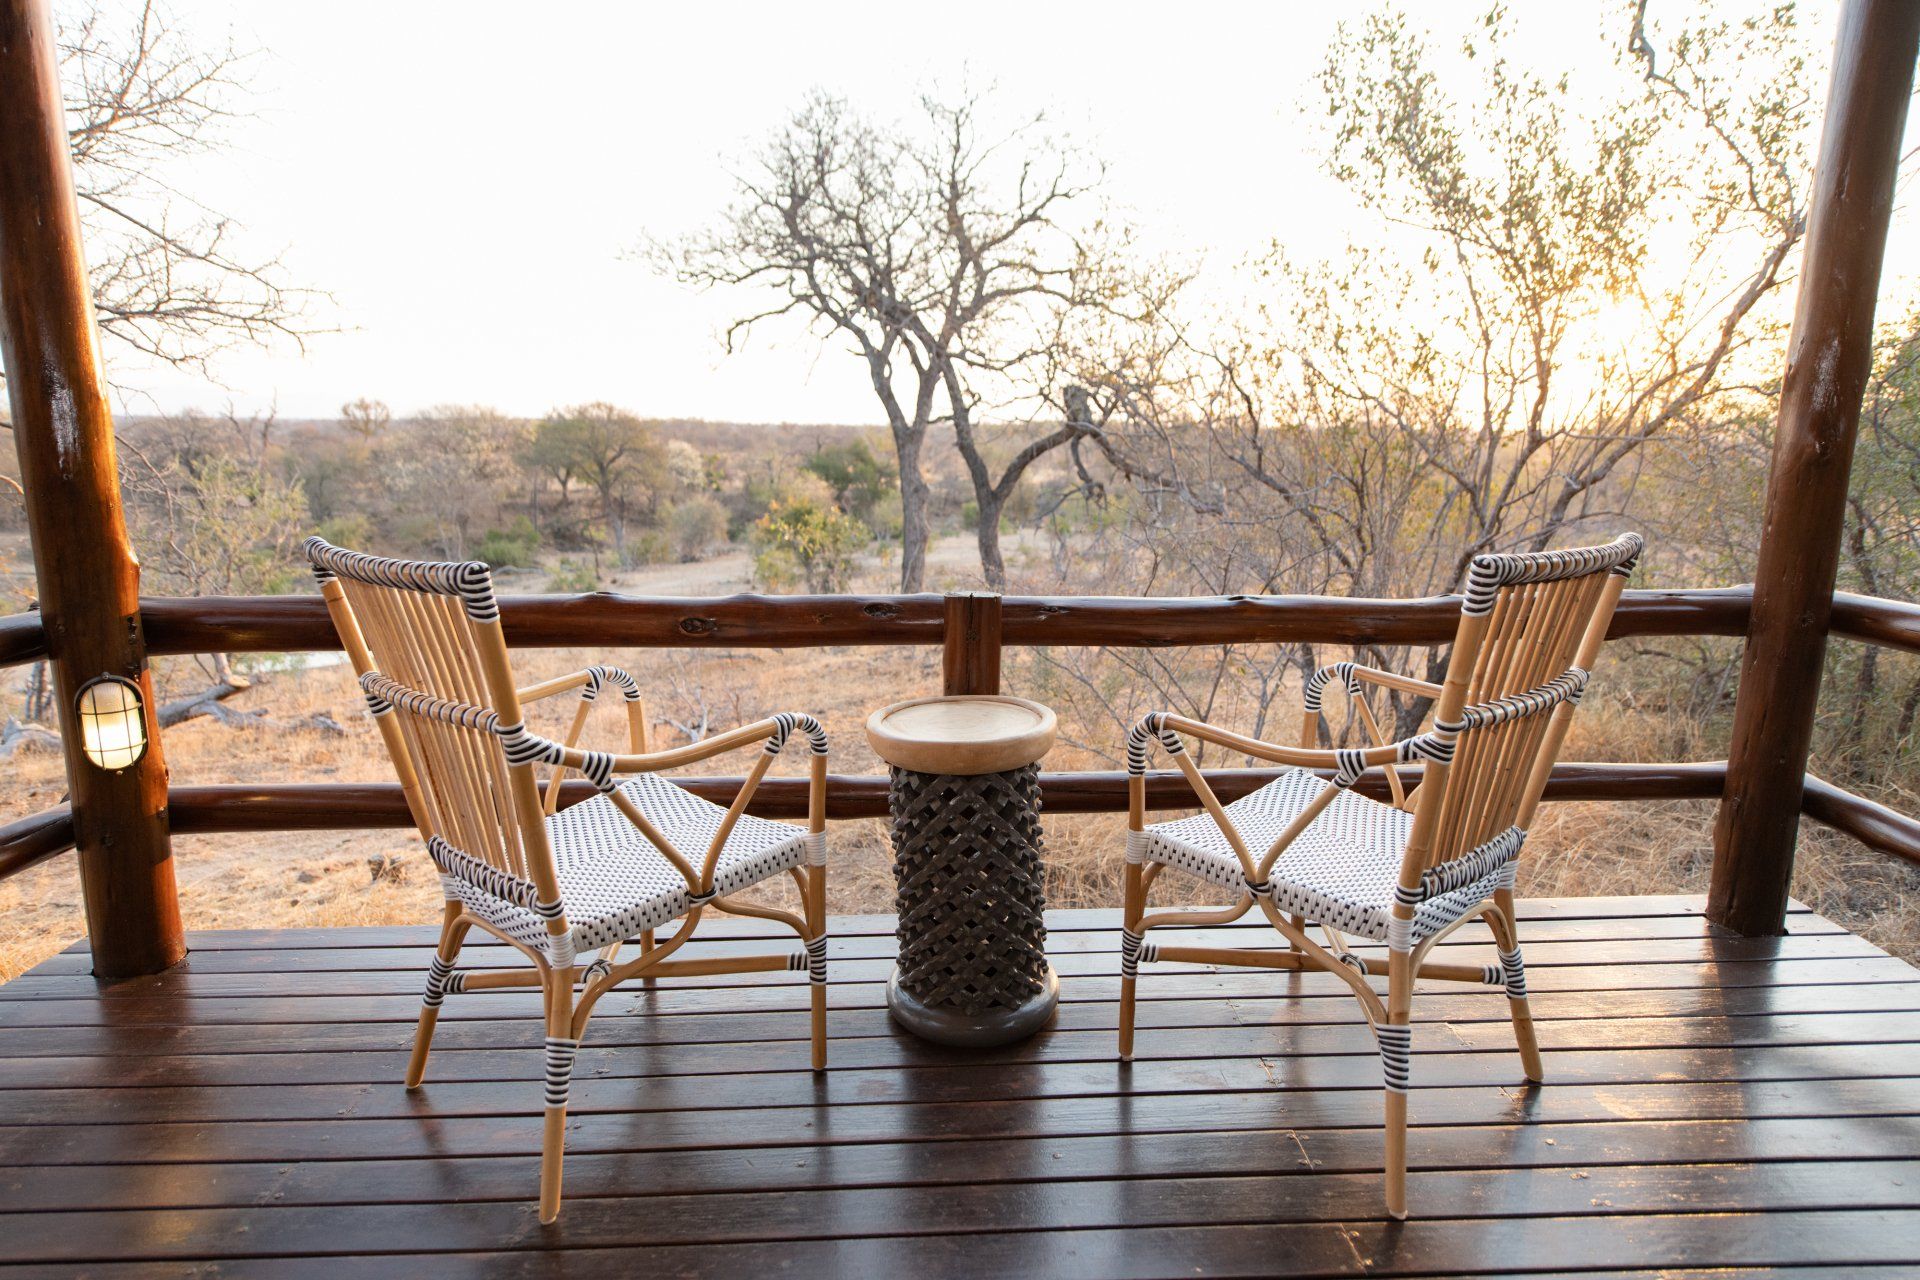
[
  {"left": 0, "top": 896, "right": 1916, "bottom": 1276},
  {"left": 126, "top": 586, "right": 1755, "bottom": 657},
  {"left": 0, "top": 0, "right": 182, "bottom": 978},
  {"left": 1712, "top": 0, "right": 1920, "bottom": 934}
]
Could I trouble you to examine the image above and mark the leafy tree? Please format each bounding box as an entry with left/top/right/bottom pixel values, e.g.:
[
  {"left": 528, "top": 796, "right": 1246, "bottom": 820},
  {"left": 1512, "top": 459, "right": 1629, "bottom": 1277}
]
[
  {"left": 525, "top": 404, "right": 668, "bottom": 562},
  {"left": 803, "top": 439, "right": 896, "bottom": 526}
]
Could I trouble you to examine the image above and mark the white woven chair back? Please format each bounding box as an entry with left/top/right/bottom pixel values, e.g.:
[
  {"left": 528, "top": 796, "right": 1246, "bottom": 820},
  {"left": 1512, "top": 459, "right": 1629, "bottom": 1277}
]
[
  {"left": 1404, "top": 534, "right": 1642, "bottom": 884},
  {"left": 302, "top": 538, "right": 555, "bottom": 890}
]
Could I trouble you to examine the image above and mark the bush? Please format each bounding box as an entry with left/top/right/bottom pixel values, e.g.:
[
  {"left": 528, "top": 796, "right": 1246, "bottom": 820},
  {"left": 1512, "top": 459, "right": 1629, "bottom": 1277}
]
[
  {"left": 475, "top": 517, "right": 541, "bottom": 568},
  {"left": 667, "top": 496, "right": 729, "bottom": 561},
  {"left": 623, "top": 528, "right": 672, "bottom": 567},
  {"left": 750, "top": 491, "right": 867, "bottom": 593},
  {"left": 546, "top": 558, "right": 599, "bottom": 592}
]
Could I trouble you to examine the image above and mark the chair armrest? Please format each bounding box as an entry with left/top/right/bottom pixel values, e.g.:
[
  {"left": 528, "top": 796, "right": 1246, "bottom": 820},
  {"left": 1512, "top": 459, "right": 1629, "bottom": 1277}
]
[{"left": 517, "top": 664, "right": 643, "bottom": 705}]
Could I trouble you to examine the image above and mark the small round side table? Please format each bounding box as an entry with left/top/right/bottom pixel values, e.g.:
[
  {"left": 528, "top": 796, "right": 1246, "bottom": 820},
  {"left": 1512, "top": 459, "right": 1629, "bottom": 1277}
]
[{"left": 865, "top": 694, "right": 1060, "bottom": 1047}]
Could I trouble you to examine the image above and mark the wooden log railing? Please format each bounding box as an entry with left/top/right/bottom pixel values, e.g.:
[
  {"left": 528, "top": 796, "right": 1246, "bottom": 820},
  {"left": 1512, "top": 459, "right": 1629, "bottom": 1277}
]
[{"left": 0, "top": 585, "right": 1916, "bottom": 894}]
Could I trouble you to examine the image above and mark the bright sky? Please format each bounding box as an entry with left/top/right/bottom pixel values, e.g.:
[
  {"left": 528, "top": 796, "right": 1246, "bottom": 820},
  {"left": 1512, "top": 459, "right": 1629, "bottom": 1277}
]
[{"left": 75, "top": 0, "right": 1905, "bottom": 425}]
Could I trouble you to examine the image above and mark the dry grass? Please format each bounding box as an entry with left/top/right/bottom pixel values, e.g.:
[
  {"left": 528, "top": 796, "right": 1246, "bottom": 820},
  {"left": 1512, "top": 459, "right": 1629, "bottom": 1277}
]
[{"left": 6, "top": 573, "right": 1917, "bottom": 979}]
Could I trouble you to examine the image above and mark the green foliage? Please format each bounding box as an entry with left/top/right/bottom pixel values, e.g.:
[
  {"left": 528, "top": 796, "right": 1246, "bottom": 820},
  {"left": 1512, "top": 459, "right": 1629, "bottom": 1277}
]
[
  {"left": 750, "top": 477, "right": 868, "bottom": 592},
  {"left": 521, "top": 404, "right": 670, "bottom": 562},
  {"left": 475, "top": 517, "right": 541, "bottom": 569},
  {"left": 546, "top": 558, "right": 599, "bottom": 593},
  {"left": 803, "top": 439, "right": 896, "bottom": 525}
]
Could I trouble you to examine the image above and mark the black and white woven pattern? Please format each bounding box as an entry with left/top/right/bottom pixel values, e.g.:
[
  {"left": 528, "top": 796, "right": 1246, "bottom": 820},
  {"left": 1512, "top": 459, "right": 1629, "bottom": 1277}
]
[
  {"left": 1497, "top": 945, "right": 1528, "bottom": 1000},
  {"left": 1131, "top": 769, "right": 1523, "bottom": 946},
  {"left": 1302, "top": 662, "right": 1366, "bottom": 715},
  {"left": 1376, "top": 1022, "right": 1412, "bottom": 1093},
  {"left": 1460, "top": 533, "right": 1642, "bottom": 616},
  {"left": 1125, "top": 713, "right": 1186, "bottom": 775},
  {"left": 304, "top": 536, "right": 500, "bottom": 623},
  {"left": 787, "top": 934, "right": 828, "bottom": 983},
  {"left": 766, "top": 712, "right": 830, "bottom": 757},
  {"left": 438, "top": 772, "right": 816, "bottom": 959},
  {"left": 580, "top": 666, "right": 642, "bottom": 702},
  {"left": 543, "top": 1036, "right": 579, "bottom": 1109},
  {"left": 1453, "top": 669, "right": 1588, "bottom": 730},
  {"left": 422, "top": 954, "right": 457, "bottom": 1009}
]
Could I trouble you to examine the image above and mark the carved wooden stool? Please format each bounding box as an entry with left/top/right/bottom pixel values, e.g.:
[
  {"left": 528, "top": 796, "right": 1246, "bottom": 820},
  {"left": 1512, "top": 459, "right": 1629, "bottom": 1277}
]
[{"left": 866, "top": 695, "right": 1059, "bottom": 1046}]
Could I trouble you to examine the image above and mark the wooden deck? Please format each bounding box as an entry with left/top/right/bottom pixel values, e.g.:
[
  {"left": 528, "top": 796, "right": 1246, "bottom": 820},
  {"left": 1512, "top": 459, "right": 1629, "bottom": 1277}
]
[{"left": 1, "top": 896, "right": 1918, "bottom": 1277}]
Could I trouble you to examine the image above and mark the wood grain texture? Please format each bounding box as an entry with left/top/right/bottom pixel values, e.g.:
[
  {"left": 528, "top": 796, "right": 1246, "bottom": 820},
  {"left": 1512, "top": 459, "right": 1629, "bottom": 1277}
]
[
  {"left": 0, "top": 899, "right": 1916, "bottom": 1275},
  {"left": 0, "top": 0, "right": 181, "bottom": 977},
  {"left": 124, "top": 586, "right": 1754, "bottom": 657},
  {"left": 1713, "top": 0, "right": 1920, "bottom": 936},
  {"left": 1831, "top": 591, "right": 1920, "bottom": 655}
]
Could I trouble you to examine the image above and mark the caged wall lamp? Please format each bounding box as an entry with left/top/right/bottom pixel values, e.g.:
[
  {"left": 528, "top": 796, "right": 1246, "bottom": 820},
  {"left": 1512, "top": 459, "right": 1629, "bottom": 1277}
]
[{"left": 75, "top": 674, "right": 148, "bottom": 772}]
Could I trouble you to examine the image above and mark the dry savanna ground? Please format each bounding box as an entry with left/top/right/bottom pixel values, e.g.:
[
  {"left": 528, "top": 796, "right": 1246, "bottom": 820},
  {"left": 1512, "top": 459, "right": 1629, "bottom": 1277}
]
[{"left": 4, "top": 536, "right": 1916, "bottom": 979}]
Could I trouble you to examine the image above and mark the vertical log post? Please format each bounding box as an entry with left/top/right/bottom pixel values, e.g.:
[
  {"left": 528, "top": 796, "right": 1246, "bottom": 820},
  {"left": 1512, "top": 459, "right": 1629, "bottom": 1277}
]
[
  {"left": 943, "top": 592, "right": 1003, "bottom": 696},
  {"left": 1710, "top": 0, "right": 1920, "bottom": 936},
  {"left": 0, "top": 0, "right": 183, "bottom": 977}
]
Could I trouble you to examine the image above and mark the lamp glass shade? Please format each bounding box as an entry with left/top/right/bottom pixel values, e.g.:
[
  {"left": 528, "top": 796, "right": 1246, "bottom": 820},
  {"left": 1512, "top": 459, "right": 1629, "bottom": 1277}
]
[{"left": 77, "top": 675, "right": 147, "bottom": 771}]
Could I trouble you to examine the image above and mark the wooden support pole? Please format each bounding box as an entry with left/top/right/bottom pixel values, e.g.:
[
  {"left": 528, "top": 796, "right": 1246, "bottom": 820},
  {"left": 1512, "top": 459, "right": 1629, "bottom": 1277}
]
[
  {"left": 942, "top": 591, "right": 1002, "bottom": 695},
  {"left": 1711, "top": 0, "right": 1920, "bottom": 937},
  {"left": 0, "top": 0, "right": 183, "bottom": 977}
]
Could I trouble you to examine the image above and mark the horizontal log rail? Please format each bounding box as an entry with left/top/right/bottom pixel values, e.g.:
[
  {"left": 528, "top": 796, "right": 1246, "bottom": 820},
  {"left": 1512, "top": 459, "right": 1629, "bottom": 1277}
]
[
  {"left": 0, "top": 803, "right": 72, "bottom": 880},
  {"left": 1830, "top": 591, "right": 1920, "bottom": 655},
  {"left": 1799, "top": 773, "right": 1920, "bottom": 867},
  {"left": 118, "top": 586, "right": 1753, "bottom": 659},
  {"left": 0, "top": 609, "right": 45, "bottom": 666},
  {"left": 0, "top": 761, "right": 1725, "bottom": 887},
  {"left": 160, "top": 760, "right": 1727, "bottom": 827}
]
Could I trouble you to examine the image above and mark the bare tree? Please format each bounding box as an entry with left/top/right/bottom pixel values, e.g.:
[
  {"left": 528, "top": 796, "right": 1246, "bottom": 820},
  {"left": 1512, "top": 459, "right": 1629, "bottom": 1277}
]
[
  {"left": 58, "top": 0, "right": 322, "bottom": 377},
  {"left": 660, "top": 88, "right": 1150, "bottom": 589}
]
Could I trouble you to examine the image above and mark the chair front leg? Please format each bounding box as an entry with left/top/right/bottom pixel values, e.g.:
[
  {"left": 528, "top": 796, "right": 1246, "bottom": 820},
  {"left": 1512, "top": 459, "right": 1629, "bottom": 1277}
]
[
  {"left": 539, "top": 968, "right": 578, "bottom": 1224},
  {"left": 1486, "top": 887, "right": 1542, "bottom": 1082},
  {"left": 1382, "top": 945, "right": 1414, "bottom": 1221},
  {"left": 407, "top": 901, "right": 470, "bottom": 1089},
  {"left": 1118, "top": 860, "right": 1146, "bottom": 1062}
]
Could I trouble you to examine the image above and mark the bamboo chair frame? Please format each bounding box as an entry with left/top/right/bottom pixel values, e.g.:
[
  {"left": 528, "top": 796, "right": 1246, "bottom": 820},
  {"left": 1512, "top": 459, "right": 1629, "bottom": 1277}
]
[
  {"left": 1117, "top": 534, "right": 1641, "bottom": 1220},
  {"left": 302, "top": 538, "right": 830, "bottom": 1223}
]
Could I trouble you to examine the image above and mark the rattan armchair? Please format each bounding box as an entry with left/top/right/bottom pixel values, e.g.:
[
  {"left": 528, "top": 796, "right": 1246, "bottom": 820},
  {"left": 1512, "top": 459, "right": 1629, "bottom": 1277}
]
[
  {"left": 303, "top": 538, "right": 831, "bottom": 1222},
  {"left": 1117, "top": 534, "right": 1641, "bottom": 1219}
]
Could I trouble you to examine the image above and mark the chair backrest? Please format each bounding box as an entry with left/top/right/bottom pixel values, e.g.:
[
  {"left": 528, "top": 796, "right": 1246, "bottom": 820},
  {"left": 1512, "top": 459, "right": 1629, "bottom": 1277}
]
[
  {"left": 302, "top": 537, "right": 563, "bottom": 910},
  {"left": 1400, "top": 533, "right": 1642, "bottom": 891}
]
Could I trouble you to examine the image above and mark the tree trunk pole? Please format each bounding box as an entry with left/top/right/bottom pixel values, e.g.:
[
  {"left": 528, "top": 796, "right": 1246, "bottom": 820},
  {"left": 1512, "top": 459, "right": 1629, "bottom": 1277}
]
[
  {"left": 0, "top": 0, "right": 183, "bottom": 977},
  {"left": 943, "top": 592, "right": 1002, "bottom": 696},
  {"left": 1710, "top": 0, "right": 1920, "bottom": 936}
]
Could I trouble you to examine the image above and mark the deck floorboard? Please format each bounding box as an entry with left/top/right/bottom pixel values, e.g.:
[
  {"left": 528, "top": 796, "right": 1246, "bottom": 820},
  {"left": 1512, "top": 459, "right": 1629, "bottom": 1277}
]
[{"left": 1, "top": 895, "right": 1916, "bottom": 1276}]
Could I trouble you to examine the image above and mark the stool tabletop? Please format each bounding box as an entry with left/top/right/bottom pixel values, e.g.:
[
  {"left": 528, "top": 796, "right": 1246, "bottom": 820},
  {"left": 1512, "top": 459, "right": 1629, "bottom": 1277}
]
[{"left": 865, "top": 695, "right": 1057, "bottom": 776}]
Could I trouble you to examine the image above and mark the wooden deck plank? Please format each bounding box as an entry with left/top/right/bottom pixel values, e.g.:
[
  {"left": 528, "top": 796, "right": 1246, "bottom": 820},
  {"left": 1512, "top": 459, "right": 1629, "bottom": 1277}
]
[{"left": 0, "top": 899, "right": 1916, "bottom": 1276}]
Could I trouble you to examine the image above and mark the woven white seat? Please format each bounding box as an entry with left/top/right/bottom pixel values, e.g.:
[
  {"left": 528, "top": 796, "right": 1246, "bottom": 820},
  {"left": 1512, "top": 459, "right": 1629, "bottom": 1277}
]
[
  {"left": 1134, "top": 769, "right": 1517, "bottom": 944},
  {"left": 446, "top": 774, "right": 816, "bottom": 954}
]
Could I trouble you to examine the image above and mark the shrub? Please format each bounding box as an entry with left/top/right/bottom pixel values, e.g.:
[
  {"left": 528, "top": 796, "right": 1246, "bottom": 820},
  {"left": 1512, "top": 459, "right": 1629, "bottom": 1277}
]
[
  {"left": 546, "top": 558, "right": 599, "bottom": 592},
  {"left": 667, "top": 496, "right": 729, "bottom": 561},
  {"left": 750, "top": 491, "right": 867, "bottom": 592},
  {"left": 475, "top": 517, "right": 541, "bottom": 568}
]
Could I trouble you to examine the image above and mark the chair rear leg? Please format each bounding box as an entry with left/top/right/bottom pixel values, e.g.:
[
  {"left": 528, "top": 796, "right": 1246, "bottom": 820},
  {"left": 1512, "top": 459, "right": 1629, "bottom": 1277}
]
[
  {"left": 1488, "top": 889, "right": 1542, "bottom": 1082},
  {"left": 1118, "top": 860, "right": 1145, "bottom": 1061},
  {"left": 407, "top": 903, "right": 470, "bottom": 1090},
  {"left": 806, "top": 859, "right": 829, "bottom": 1072},
  {"left": 539, "top": 975, "right": 577, "bottom": 1224}
]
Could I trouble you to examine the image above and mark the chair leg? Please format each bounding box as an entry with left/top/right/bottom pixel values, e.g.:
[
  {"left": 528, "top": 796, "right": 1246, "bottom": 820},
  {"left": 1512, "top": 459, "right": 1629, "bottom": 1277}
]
[
  {"left": 638, "top": 929, "right": 656, "bottom": 986},
  {"left": 1381, "top": 949, "right": 1414, "bottom": 1220},
  {"left": 807, "top": 861, "right": 828, "bottom": 1072},
  {"left": 1488, "top": 889, "right": 1542, "bottom": 1082},
  {"left": 1118, "top": 860, "right": 1145, "bottom": 1062},
  {"left": 406, "top": 903, "right": 469, "bottom": 1090},
  {"left": 539, "top": 973, "right": 578, "bottom": 1224}
]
